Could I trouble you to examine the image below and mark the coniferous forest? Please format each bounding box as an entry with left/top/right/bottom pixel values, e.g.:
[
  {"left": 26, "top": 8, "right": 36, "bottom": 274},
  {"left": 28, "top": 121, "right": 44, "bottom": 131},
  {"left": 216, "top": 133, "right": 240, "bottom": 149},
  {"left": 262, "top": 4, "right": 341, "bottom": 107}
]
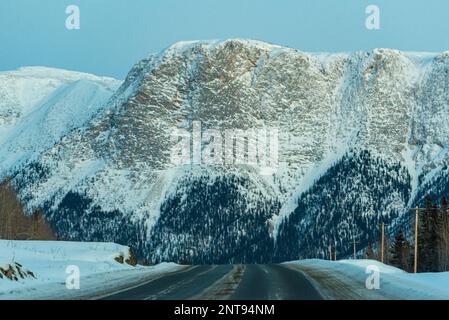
[
  {"left": 5, "top": 150, "right": 449, "bottom": 270},
  {"left": 386, "top": 195, "right": 449, "bottom": 272},
  {"left": 275, "top": 150, "right": 411, "bottom": 262}
]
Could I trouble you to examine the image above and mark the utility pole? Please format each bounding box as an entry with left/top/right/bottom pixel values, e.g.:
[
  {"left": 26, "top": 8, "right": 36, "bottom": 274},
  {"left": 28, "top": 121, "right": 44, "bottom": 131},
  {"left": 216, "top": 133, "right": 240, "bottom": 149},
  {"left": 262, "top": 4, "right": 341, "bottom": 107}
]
[
  {"left": 328, "top": 244, "right": 332, "bottom": 261},
  {"left": 333, "top": 240, "right": 337, "bottom": 261},
  {"left": 381, "top": 222, "right": 385, "bottom": 263},
  {"left": 406, "top": 207, "right": 425, "bottom": 273},
  {"left": 414, "top": 206, "right": 419, "bottom": 273},
  {"left": 353, "top": 238, "right": 357, "bottom": 259}
]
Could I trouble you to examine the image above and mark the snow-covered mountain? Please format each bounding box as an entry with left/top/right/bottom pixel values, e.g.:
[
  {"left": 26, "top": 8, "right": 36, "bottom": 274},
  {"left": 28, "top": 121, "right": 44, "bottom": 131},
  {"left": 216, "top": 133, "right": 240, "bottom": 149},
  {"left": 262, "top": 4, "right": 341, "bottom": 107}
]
[
  {"left": 3, "top": 40, "right": 449, "bottom": 263},
  {"left": 0, "top": 67, "right": 121, "bottom": 173}
]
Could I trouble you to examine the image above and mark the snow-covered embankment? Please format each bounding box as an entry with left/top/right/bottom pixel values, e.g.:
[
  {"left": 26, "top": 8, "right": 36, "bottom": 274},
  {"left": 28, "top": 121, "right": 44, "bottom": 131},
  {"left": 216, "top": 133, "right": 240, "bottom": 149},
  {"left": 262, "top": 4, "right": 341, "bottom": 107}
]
[
  {"left": 287, "top": 259, "right": 449, "bottom": 300},
  {"left": 0, "top": 240, "right": 184, "bottom": 299}
]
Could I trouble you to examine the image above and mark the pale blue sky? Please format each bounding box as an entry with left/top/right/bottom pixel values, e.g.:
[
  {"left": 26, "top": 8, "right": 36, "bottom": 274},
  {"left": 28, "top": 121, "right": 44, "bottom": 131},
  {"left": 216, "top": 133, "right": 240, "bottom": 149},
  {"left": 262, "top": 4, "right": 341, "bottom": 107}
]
[{"left": 1, "top": 0, "right": 448, "bottom": 79}]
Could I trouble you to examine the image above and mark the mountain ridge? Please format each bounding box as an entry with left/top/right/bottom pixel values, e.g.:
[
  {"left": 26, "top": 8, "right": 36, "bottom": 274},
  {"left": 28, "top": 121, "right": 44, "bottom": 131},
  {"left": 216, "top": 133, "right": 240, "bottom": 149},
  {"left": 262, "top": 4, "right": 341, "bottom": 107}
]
[{"left": 2, "top": 39, "right": 449, "bottom": 262}]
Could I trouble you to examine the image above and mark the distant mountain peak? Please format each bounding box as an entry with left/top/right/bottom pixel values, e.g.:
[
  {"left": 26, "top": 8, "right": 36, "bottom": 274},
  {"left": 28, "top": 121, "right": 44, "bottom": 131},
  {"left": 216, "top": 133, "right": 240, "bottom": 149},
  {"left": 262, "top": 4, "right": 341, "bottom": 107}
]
[{"left": 3, "top": 40, "right": 449, "bottom": 262}]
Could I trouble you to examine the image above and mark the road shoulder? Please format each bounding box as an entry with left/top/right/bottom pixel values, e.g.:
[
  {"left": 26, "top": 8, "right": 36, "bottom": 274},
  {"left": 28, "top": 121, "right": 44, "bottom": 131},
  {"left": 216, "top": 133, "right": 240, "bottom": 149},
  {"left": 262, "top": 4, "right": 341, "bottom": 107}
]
[
  {"left": 0, "top": 263, "right": 187, "bottom": 300},
  {"left": 285, "top": 261, "right": 394, "bottom": 300}
]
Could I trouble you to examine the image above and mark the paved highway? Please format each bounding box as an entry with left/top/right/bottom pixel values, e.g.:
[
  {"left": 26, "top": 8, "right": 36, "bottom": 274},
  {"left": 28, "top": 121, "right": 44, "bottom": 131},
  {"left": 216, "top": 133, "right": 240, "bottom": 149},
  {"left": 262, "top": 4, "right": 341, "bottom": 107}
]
[
  {"left": 230, "top": 264, "right": 322, "bottom": 300},
  {"left": 100, "top": 264, "right": 323, "bottom": 300}
]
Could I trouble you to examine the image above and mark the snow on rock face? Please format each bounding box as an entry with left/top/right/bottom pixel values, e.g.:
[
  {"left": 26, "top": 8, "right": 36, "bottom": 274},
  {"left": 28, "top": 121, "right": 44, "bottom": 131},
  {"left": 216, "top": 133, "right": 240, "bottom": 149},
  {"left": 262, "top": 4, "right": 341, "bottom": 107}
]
[
  {"left": 5, "top": 40, "right": 449, "bottom": 262},
  {"left": 0, "top": 67, "right": 120, "bottom": 173},
  {"left": 0, "top": 67, "right": 119, "bottom": 128},
  {"left": 0, "top": 79, "right": 121, "bottom": 177}
]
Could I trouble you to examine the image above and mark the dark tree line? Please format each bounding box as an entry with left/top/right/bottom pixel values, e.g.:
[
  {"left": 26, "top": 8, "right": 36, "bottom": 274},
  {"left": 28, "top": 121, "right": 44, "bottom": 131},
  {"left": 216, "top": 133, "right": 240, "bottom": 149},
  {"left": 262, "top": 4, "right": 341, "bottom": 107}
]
[
  {"left": 146, "top": 172, "right": 280, "bottom": 264},
  {"left": 375, "top": 195, "right": 449, "bottom": 272},
  {"left": 388, "top": 230, "right": 411, "bottom": 271},
  {"left": 275, "top": 150, "right": 411, "bottom": 262}
]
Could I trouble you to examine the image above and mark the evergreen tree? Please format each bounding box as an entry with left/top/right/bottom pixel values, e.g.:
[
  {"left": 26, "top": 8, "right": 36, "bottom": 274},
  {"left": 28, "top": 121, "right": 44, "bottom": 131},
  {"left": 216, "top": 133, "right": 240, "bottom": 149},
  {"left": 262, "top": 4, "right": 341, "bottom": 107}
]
[
  {"left": 418, "top": 196, "right": 432, "bottom": 272},
  {"left": 389, "top": 230, "right": 410, "bottom": 271},
  {"left": 419, "top": 196, "right": 441, "bottom": 272},
  {"left": 438, "top": 196, "right": 449, "bottom": 271},
  {"left": 428, "top": 197, "right": 440, "bottom": 271},
  {"left": 365, "top": 241, "right": 375, "bottom": 260}
]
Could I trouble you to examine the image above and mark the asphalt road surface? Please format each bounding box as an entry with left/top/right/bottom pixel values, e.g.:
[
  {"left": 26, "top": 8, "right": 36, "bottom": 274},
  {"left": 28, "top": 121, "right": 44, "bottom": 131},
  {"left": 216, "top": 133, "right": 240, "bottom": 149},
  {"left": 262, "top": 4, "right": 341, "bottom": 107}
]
[
  {"left": 230, "top": 264, "right": 322, "bottom": 300},
  {"left": 101, "top": 264, "right": 323, "bottom": 300}
]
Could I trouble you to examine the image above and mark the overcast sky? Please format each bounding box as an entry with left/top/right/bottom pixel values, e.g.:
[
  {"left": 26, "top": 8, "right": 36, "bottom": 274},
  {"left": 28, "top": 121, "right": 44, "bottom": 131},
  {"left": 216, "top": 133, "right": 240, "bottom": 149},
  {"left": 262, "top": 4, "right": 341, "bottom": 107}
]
[{"left": 1, "top": 0, "right": 448, "bottom": 79}]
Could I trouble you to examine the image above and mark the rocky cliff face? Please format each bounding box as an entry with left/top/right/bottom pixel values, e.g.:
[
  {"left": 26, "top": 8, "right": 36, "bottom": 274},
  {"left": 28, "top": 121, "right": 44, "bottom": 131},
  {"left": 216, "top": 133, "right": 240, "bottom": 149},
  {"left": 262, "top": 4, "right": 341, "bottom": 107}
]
[{"left": 3, "top": 40, "right": 449, "bottom": 262}]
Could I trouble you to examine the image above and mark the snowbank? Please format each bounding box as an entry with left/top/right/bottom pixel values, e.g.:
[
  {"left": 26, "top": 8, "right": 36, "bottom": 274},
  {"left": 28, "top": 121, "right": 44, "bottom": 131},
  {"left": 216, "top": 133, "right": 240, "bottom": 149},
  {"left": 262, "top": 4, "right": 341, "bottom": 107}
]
[
  {"left": 287, "top": 259, "right": 449, "bottom": 299},
  {"left": 0, "top": 240, "right": 183, "bottom": 299}
]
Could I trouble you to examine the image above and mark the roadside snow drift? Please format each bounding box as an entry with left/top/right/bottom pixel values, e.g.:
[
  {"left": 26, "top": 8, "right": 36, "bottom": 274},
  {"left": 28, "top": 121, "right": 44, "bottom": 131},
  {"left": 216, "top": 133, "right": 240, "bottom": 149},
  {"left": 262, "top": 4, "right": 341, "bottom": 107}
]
[
  {"left": 288, "top": 259, "right": 449, "bottom": 300},
  {"left": 0, "top": 240, "right": 183, "bottom": 300}
]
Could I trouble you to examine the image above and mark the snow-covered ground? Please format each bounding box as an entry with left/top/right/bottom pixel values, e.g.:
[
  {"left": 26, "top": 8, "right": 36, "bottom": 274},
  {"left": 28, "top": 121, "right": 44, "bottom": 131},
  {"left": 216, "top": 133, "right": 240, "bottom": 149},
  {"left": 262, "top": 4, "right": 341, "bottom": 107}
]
[
  {"left": 287, "top": 259, "right": 449, "bottom": 300},
  {"left": 0, "top": 240, "right": 184, "bottom": 300}
]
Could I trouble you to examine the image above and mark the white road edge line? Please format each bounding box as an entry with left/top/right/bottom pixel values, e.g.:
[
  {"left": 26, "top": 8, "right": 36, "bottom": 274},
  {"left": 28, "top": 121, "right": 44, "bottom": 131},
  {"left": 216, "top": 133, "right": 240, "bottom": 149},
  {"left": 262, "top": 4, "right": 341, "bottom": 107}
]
[
  {"left": 143, "top": 265, "right": 219, "bottom": 300},
  {"left": 90, "top": 265, "right": 195, "bottom": 300}
]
